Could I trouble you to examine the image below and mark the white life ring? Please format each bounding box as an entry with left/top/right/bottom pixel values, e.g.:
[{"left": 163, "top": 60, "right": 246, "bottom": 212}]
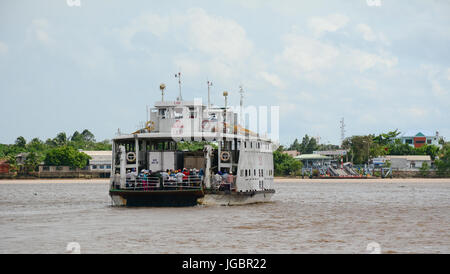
[
  {"left": 220, "top": 151, "right": 231, "bottom": 162},
  {"left": 126, "top": 152, "right": 136, "bottom": 162}
]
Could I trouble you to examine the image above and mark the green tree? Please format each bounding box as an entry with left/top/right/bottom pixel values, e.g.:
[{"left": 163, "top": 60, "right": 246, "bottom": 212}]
[
  {"left": 81, "top": 129, "right": 96, "bottom": 142},
  {"left": 435, "top": 143, "right": 450, "bottom": 177},
  {"left": 44, "top": 146, "right": 91, "bottom": 168},
  {"left": 177, "top": 141, "right": 217, "bottom": 151},
  {"left": 273, "top": 150, "right": 303, "bottom": 176},
  {"left": 15, "top": 136, "right": 27, "bottom": 148},
  {"left": 27, "top": 138, "right": 46, "bottom": 153},
  {"left": 23, "top": 151, "right": 42, "bottom": 173},
  {"left": 373, "top": 129, "right": 400, "bottom": 145},
  {"left": 54, "top": 132, "right": 68, "bottom": 146},
  {"left": 288, "top": 138, "right": 301, "bottom": 152},
  {"left": 70, "top": 131, "right": 83, "bottom": 142},
  {"left": 415, "top": 144, "right": 440, "bottom": 160},
  {"left": 419, "top": 162, "right": 430, "bottom": 177},
  {"left": 342, "top": 135, "right": 373, "bottom": 165}
]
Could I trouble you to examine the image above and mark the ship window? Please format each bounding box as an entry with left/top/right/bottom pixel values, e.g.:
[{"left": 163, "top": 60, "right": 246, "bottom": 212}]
[
  {"left": 159, "top": 108, "right": 167, "bottom": 119},
  {"left": 189, "top": 107, "right": 196, "bottom": 119},
  {"left": 92, "top": 165, "right": 97, "bottom": 169},
  {"left": 174, "top": 108, "right": 183, "bottom": 119},
  {"left": 427, "top": 139, "right": 431, "bottom": 144},
  {"left": 254, "top": 169, "right": 256, "bottom": 176},
  {"left": 106, "top": 165, "right": 111, "bottom": 169}
]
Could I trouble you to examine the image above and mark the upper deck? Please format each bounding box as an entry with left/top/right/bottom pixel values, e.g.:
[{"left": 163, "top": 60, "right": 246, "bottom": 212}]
[{"left": 114, "top": 99, "right": 272, "bottom": 144}]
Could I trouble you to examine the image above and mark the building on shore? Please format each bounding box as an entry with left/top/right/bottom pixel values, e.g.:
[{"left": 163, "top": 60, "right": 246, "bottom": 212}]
[
  {"left": 373, "top": 155, "right": 432, "bottom": 170},
  {"left": 282, "top": 150, "right": 300, "bottom": 157},
  {"left": 38, "top": 150, "right": 112, "bottom": 178},
  {"left": 0, "top": 160, "right": 10, "bottom": 174},
  {"left": 294, "top": 154, "right": 332, "bottom": 168},
  {"left": 82, "top": 151, "right": 112, "bottom": 173},
  {"left": 398, "top": 130, "right": 441, "bottom": 148}
]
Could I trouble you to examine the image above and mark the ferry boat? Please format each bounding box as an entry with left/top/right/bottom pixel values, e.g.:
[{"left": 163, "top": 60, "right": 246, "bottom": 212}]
[{"left": 109, "top": 80, "right": 275, "bottom": 206}]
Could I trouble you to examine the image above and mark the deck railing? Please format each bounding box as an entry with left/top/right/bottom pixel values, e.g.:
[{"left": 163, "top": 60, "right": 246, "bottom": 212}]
[{"left": 121, "top": 175, "right": 203, "bottom": 191}]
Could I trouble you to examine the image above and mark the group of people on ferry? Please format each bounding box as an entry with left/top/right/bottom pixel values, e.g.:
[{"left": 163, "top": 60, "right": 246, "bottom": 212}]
[{"left": 125, "top": 167, "right": 235, "bottom": 191}]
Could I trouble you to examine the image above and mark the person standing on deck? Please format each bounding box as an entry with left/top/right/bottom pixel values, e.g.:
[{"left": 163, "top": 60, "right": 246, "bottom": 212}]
[
  {"left": 227, "top": 172, "right": 234, "bottom": 191},
  {"left": 176, "top": 170, "right": 184, "bottom": 189}
]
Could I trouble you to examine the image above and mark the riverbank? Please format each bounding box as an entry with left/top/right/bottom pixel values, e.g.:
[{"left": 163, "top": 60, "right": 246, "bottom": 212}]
[
  {"left": 0, "top": 178, "right": 109, "bottom": 184},
  {"left": 275, "top": 177, "right": 450, "bottom": 183}
]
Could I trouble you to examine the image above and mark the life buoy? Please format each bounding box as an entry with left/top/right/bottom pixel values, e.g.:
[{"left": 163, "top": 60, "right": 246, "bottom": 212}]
[
  {"left": 202, "top": 120, "right": 211, "bottom": 131},
  {"left": 220, "top": 151, "right": 231, "bottom": 162},
  {"left": 126, "top": 152, "right": 136, "bottom": 162}
]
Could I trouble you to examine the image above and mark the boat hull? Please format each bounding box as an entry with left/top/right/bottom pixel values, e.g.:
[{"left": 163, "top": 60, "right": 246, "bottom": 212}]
[
  {"left": 198, "top": 190, "right": 275, "bottom": 206},
  {"left": 109, "top": 189, "right": 275, "bottom": 207},
  {"left": 109, "top": 189, "right": 204, "bottom": 207}
]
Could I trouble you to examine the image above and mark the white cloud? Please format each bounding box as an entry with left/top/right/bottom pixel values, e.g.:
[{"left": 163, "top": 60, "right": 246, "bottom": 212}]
[
  {"left": 421, "top": 64, "right": 450, "bottom": 97},
  {"left": 355, "top": 23, "right": 390, "bottom": 45},
  {"left": 0, "top": 41, "right": 8, "bottom": 54},
  {"left": 116, "top": 8, "right": 253, "bottom": 62},
  {"left": 260, "top": 72, "right": 285, "bottom": 89},
  {"left": 308, "top": 14, "right": 349, "bottom": 36},
  {"left": 277, "top": 31, "right": 397, "bottom": 81},
  {"left": 346, "top": 48, "right": 397, "bottom": 72},
  {"left": 27, "top": 19, "right": 53, "bottom": 45},
  {"left": 279, "top": 33, "right": 340, "bottom": 73},
  {"left": 185, "top": 8, "right": 253, "bottom": 62},
  {"left": 354, "top": 77, "right": 377, "bottom": 92}
]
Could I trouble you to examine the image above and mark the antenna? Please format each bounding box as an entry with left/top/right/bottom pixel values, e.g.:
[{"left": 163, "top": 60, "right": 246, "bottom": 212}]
[
  {"left": 174, "top": 72, "right": 182, "bottom": 101},
  {"left": 223, "top": 91, "right": 228, "bottom": 134},
  {"left": 207, "top": 80, "right": 213, "bottom": 108},
  {"left": 340, "top": 117, "right": 346, "bottom": 146},
  {"left": 239, "top": 85, "right": 244, "bottom": 125}
]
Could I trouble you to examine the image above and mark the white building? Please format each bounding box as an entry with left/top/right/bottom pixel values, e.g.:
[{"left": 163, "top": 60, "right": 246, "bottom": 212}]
[
  {"left": 82, "top": 151, "right": 112, "bottom": 173},
  {"left": 384, "top": 155, "right": 432, "bottom": 170}
]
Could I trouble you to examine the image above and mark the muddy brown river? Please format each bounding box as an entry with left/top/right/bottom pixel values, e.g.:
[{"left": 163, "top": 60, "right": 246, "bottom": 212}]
[{"left": 0, "top": 179, "right": 449, "bottom": 253}]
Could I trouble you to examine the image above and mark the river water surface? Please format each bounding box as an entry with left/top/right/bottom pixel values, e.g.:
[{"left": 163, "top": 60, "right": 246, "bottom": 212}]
[{"left": 0, "top": 179, "right": 449, "bottom": 253}]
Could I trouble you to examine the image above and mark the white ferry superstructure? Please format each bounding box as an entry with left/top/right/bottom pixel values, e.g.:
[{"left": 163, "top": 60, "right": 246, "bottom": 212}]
[{"left": 109, "top": 83, "right": 275, "bottom": 206}]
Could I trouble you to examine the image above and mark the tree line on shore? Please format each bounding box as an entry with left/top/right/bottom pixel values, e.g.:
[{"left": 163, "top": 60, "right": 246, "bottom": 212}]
[
  {"left": 275, "top": 130, "right": 450, "bottom": 177},
  {"left": 2, "top": 129, "right": 449, "bottom": 177},
  {"left": 0, "top": 130, "right": 111, "bottom": 173}
]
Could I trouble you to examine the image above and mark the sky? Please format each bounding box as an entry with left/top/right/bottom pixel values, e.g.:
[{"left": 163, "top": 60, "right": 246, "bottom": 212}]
[{"left": 0, "top": 0, "right": 449, "bottom": 146}]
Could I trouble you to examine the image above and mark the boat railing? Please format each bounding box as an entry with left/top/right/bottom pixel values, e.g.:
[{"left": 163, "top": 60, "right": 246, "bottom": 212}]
[
  {"left": 125, "top": 177, "right": 161, "bottom": 190},
  {"left": 210, "top": 175, "right": 237, "bottom": 191},
  {"left": 122, "top": 175, "right": 203, "bottom": 190},
  {"left": 163, "top": 175, "right": 203, "bottom": 189}
]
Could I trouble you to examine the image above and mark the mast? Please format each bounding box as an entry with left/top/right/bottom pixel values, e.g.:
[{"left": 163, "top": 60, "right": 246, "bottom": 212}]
[
  {"left": 239, "top": 85, "right": 244, "bottom": 126},
  {"left": 207, "top": 80, "right": 213, "bottom": 108},
  {"left": 175, "top": 72, "right": 182, "bottom": 101}
]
